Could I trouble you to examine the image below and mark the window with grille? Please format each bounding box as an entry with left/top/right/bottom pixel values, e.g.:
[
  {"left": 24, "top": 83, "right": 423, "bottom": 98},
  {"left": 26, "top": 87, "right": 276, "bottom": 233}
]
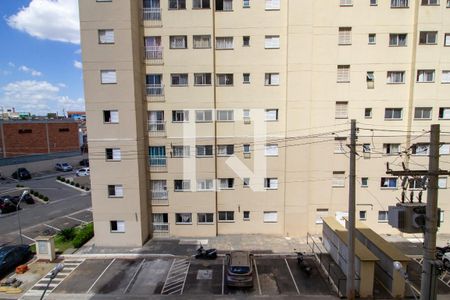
[
  {"left": 175, "top": 213, "right": 192, "bottom": 224},
  {"left": 216, "top": 74, "right": 234, "bottom": 86},
  {"left": 193, "top": 35, "right": 211, "bottom": 49},
  {"left": 389, "top": 34, "right": 407, "bottom": 46},
  {"left": 194, "top": 73, "right": 212, "bottom": 85},
  {"left": 174, "top": 180, "right": 191, "bottom": 191},
  {"left": 170, "top": 35, "right": 187, "bottom": 48},
  {"left": 171, "top": 74, "right": 188, "bottom": 86},
  {"left": 414, "top": 107, "right": 432, "bottom": 119},
  {"left": 332, "top": 172, "right": 345, "bottom": 187},
  {"left": 337, "top": 65, "right": 350, "bottom": 82},
  {"left": 340, "top": 0, "right": 353, "bottom": 6},
  {"left": 265, "top": 35, "right": 280, "bottom": 48},
  {"left": 265, "top": 73, "right": 280, "bottom": 85},
  {"left": 417, "top": 70, "right": 435, "bottom": 82},
  {"left": 385, "top": 108, "right": 403, "bottom": 120},
  {"left": 419, "top": 31, "right": 437, "bottom": 45},
  {"left": 335, "top": 102, "right": 348, "bottom": 119},
  {"left": 338, "top": 27, "right": 352, "bottom": 45},
  {"left": 216, "top": 37, "right": 234, "bottom": 49},
  {"left": 387, "top": 71, "right": 405, "bottom": 83},
  {"left": 391, "top": 0, "right": 409, "bottom": 7}
]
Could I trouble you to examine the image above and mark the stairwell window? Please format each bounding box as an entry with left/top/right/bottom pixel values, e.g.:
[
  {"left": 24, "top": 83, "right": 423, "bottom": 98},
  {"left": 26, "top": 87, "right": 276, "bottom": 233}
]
[
  {"left": 361, "top": 178, "right": 369, "bottom": 188},
  {"left": 172, "top": 110, "right": 189, "bottom": 122},
  {"left": 381, "top": 178, "right": 397, "bottom": 189},
  {"left": 175, "top": 213, "right": 192, "bottom": 224},
  {"left": 216, "top": 37, "right": 234, "bottom": 49},
  {"left": 387, "top": 71, "right": 405, "bottom": 84},
  {"left": 337, "top": 65, "right": 350, "bottom": 83},
  {"left": 417, "top": 70, "right": 435, "bottom": 82},
  {"left": 359, "top": 210, "right": 367, "bottom": 220},
  {"left": 219, "top": 178, "right": 235, "bottom": 190},
  {"left": 265, "top": 0, "right": 280, "bottom": 10},
  {"left": 106, "top": 148, "right": 121, "bottom": 161},
  {"left": 338, "top": 27, "right": 352, "bottom": 45},
  {"left": 439, "top": 108, "right": 450, "bottom": 120},
  {"left": 265, "top": 109, "right": 279, "bottom": 121},
  {"left": 365, "top": 108, "right": 372, "bottom": 119},
  {"left": 265, "top": 73, "right": 280, "bottom": 85},
  {"left": 196, "top": 110, "right": 213, "bottom": 122},
  {"left": 193, "top": 0, "right": 210, "bottom": 8},
  {"left": 264, "top": 211, "right": 278, "bottom": 223},
  {"left": 264, "top": 178, "right": 278, "bottom": 190},
  {"left": 100, "top": 70, "right": 116, "bottom": 84},
  {"left": 110, "top": 221, "right": 125, "bottom": 233},
  {"left": 170, "top": 36, "right": 187, "bottom": 49},
  {"left": 442, "top": 71, "right": 450, "bottom": 83},
  {"left": 108, "top": 185, "right": 123, "bottom": 197},
  {"left": 439, "top": 177, "right": 448, "bottom": 189},
  {"left": 243, "top": 178, "right": 250, "bottom": 188},
  {"left": 445, "top": 33, "right": 450, "bottom": 46},
  {"left": 103, "top": 110, "right": 119, "bottom": 123},
  {"left": 243, "top": 36, "right": 250, "bottom": 47},
  {"left": 243, "top": 0, "right": 250, "bottom": 8},
  {"left": 414, "top": 107, "right": 432, "bottom": 119},
  {"left": 243, "top": 73, "right": 250, "bottom": 84},
  {"left": 171, "top": 74, "right": 188, "bottom": 86},
  {"left": 370, "top": 0, "right": 377, "bottom": 6},
  {"left": 332, "top": 172, "right": 345, "bottom": 188},
  {"left": 217, "top": 110, "right": 234, "bottom": 121},
  {"left": 391, "top": 0, "right": 409, "bottom": 7},
  {"left": 193, "top": 35, "right": 211, "bottom": 49},
  {"left": 174, "top": 180, "right": 191, "bottom": 192},
  {"left": 340, "top": 0, "right": 353, "bottom": 6},
  {"left": 367, "top": 72, "right": 375, "bottom": 89},
  {"left": 419, "top": 31, "right": 438, "bottom": 45},
  {"left": 98, "top": 29, "right": 114, "bottom": 44},
  {"left": 265, "top": 144, "right": 278, "bottom": 156},
  {"left": 389, "top": 34, "right": 407, "bottom": 46},
  {"left": 216, "top": 74, "right": 234, "bottom": 86},
  {"left": 216, "top": 0, "right": 233, "bottom": 11},
  {"left": 335, "top": 102, "right": 348, "bottom": 119},
  {"left": 368, "top": 33, "right": 376, "bottom": 44},
  {"left": 169, "top": 0, "right": 186, "bottom": 9},
  {"left": 194, "top": 73, "right": 212, "bottom": 86},
  {"left": 196, "top": 145, "right": 214, "bottom": 157},
  {"left": 385, "top": 108, "right": 403, "bottom": 120},
  {"left": 265, "top": 35, "right": 280, "bottom": 49},
  {"left": 383, "top": 143, "right": 401, "bottom": 155}
]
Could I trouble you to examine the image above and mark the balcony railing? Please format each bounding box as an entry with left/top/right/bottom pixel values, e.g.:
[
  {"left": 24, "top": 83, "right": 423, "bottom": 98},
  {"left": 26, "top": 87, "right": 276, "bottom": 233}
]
[
  {"left": 153, "top": 223, "right": 169, "bottom": 233},
  {"left": 143, "top": 8, "right": 162, "bottom": 26},
  {"left": 151, "top": 190, "right": 168, "bottom": 200},
  {"left": 146, "top": 84, "right": 165, "bottom": 102},
  {"left": 149, "top": 157, "right": 167, "bottom": 172},
  {"left": 145, "top": 46, "right": 163, "bottom": 64},
  {"left": 148, "top": 121, "right": 166, "bottom": 136}
]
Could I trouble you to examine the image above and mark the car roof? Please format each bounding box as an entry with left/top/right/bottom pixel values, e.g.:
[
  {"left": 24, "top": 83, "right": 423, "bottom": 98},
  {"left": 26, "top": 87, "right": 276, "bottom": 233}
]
[
  {"left": 0, "top": 245, "right": 26, "bottom": 256},
  {"left": 229, "top": 251, "right": 251, "bottom": 266}
]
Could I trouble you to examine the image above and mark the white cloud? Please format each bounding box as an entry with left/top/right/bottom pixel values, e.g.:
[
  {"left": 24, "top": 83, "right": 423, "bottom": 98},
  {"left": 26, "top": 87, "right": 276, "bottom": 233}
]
[
  {"left": 7, "top": 62, "right": 16, "bottom": 68},
  {"left": 1, "top": 80, "right": 84, "bottom": 115},
  {"left": 7, "top": 0, "right": 80, "bottom": 44},
  {"left": 74, "top": 49, "right": 82, "bottom": 54},
  {"left": 18, "top": 65, "right": 43, "bottom": 77},
  {"left": 73, "top": 60, "right": 82, "bottom": 69}
]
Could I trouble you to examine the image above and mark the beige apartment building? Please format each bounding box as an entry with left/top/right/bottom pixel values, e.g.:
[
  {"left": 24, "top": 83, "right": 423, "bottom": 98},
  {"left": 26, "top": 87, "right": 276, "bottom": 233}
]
[{"left": 79, "top": 0, "right": 450, "bottom": 247}]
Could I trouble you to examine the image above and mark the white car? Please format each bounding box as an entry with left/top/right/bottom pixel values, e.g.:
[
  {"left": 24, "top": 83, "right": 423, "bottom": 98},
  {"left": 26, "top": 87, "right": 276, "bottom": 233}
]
[{"left": 76, "top": 168, "right": 90, "bottom": 177}]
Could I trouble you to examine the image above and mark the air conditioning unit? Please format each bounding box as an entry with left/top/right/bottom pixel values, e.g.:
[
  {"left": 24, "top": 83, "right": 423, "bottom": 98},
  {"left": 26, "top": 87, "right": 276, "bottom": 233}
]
[{"left": 388, "top": 203, "right": 441, "bottom": 233}]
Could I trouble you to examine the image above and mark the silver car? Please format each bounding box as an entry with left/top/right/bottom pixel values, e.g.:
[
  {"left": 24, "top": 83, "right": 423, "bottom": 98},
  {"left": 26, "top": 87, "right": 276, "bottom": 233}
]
[{"left": 225, "top": 251, "right": 254, "bottom": 288}]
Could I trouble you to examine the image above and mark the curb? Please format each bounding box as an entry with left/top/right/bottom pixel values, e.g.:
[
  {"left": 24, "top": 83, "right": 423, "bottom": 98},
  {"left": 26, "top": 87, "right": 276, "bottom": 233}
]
[{"left": 55, "top": 180, "right": 90, "bottom": 193}]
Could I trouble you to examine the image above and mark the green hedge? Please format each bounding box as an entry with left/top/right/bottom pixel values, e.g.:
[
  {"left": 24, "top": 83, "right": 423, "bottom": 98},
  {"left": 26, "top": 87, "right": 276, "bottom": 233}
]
[{"left": 72, "top": 223, "right": 94, "bottom": 248}]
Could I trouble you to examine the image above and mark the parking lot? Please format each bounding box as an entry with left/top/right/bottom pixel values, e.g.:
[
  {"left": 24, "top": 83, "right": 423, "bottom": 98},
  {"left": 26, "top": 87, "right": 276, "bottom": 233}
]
[{"left": 33, "top": 256, "right": 333, "bottom": 298}]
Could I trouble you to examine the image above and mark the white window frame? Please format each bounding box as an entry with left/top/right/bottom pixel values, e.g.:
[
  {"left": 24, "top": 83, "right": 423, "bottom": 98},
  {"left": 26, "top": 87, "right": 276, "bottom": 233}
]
[
  {"left": 171, "top": 73, "right": 188, "bottom": 86},
  {"left": 218, "top": 211, "right": 234, "bottom": 222},
  {"left": 361, "top": 177, "right": 369, "bottom": 187},
  {"left": 381, "top": 177, "right": 397, "bottom": 189},
  {"left": 385, "top": 108, "right": 403, "bottom": 120},
  {"left": 98, "top": 29, "right": 114, "bottom": 44},
  {"left": 337, "top": 65, "right": 350, "bottom": 83},
  {"left": 387, "top": 71, "right": 405, "bottom": 84},
  {"left": 193, "top": 35, "right": 211, "bottom": 49},
  {"left": 264, "top": 178, "right": 279, "bottom": 190},
  {"left": 389, "top": 33, "right": 407, "bottom": 46},
  {"left": 265, "top": 35, "right": 280, "bottom": 49},
  {"left": 265, "top": 0, "right": 280, "bottom": 10},
  {"left": 101, "top": 70, "right": 117, "bottom": 84},
  {"left": 419, "top": 31, "right": 438, "bottom": 45},
  {"left": 219, "top": 178, "right": 235, "bottom": 190},
  {"left": 110, "top": 220, "right": 125, "bottom": 233},
  {"left": 439, "top": 108, "right": 450, "bottom": 120},
  {"left": 216, "top": 37, "right": 234, "bottom": 49},
  {"left": 195, "top": 110, "right": 213, "bottom": 122},
  {"left": 103, "top": 110, "right": 119, "bottom": 123},
  {"left": 169, "top": 35, "right": 187, "bottom": 49},
  {"left": 368, "top": 33, "right": 376, "bottom": 44},
  {"left": 108, "top": 184, "right": 124, "bottom": 198},
  {"left": 442, "top": 71, "right": 450, "bottom": 83},
  {"left": 196, "top": 145, "right": 214, "bottom": 157},
  {"left": 439, "top": 177, "right": 448, "bottom": 189},
  {"left": 194, "top": 73, "right": 212, "bottom": 86},
  {"left": 263, "top": 211, "right": 278, "bottom": 223},
  {"left": 217, "top": 110, "right": 234, "bottom": 121},
  {"left": 265, "top": 144, "right": 279, "bottom": 156},
  {"left": 217, "top": 144, "right": 234, "bottom": 156},
  {"left": 197, "top": 213, "right": 214, "bottom": 224},
  {"left": 378, "top": 211, "right": 388, "bottom": 223},
  {"left": 243, "top": 144, "right": 251, "bottom": 154},
  {"left": 383, "top": 143, "right": 401, "bottom": 155},
  {"left": 265, "top": 109, "right": 279, "bottom": 121},
  {"left": 243, "top": 73, "right": 250, "bottom": 84},
  {"left": 172, "top": 145, "right": 190, "bottom": 158},
  {"left": 417, "top": 70, "right": 435, "bottom": 83},
  {"left": 334, "top": 137, "right": 346, "bottom": 154},
  {"left": 365, "top": 108, "right": 372, "bottom": 119},
  {"left": 414, "top": 107, "right": 432, "bottom": 120},
  {"left": 174, "top": 180, "right": 191, "bottom": 192},
  {"left": 265, "top": 73, "right": 280, "bottom": 86},
  {"left": 216, "top": 74, "right": 234, "bottom": 86},
  {"left": 340, "top": 0, "right": 353, "bottom": 6},
  {"left": 172, "top": 110, "right": 189, "bottom": 122},
  {"left": 197, "top": 179, "right": 215, "bottom": 191},
  {"left": 193, "top": 0, "right": 210, "bottom": 9},
  {"left": 391, "top": 0, "right": 409, "bottom": 8},
  {"left": 338, "top": 27, "right": 352, "bottom": 45},
  {"left": 359, "top": 210, "right": 367, "bottom": 220},
  {"left": 106, "top": 148, "right": 121, "bottom": 161},
  {"left": 335, "top": 101, "right": 348, "bottom": 119},
  {"left": 445, "top": 33, "right": 450, "bottom": 46},
  {"left": 175, "top": 213, "right": 193, "bottom": 224},
  {"left": 332, "top": 171, "right": 345, "bottom": 188}
]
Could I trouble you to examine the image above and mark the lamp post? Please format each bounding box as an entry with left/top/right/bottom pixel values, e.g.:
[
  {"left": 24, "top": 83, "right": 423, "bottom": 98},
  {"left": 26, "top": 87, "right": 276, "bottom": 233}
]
[
  {"left": 393, "top": 261, "right": 419, "bottom": 300},
  {"left": 40, "top": 263, "right": 64, "bottom": 300},
  {"left": 16, "top": 190, "right": 29, "bottom": 245}
]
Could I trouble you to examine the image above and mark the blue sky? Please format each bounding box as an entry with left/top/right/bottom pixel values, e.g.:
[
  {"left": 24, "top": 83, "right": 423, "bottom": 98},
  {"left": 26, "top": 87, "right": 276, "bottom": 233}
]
[{"left": 0, "top": 0, "right": 84, "bottom": 115}]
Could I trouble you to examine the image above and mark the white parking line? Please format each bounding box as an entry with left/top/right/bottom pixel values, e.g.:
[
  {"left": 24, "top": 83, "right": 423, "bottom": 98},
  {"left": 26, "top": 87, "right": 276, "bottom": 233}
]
[
  {"left": 285, "top": 258, "right": 300, "bottom": 295},
  {"left": 86, "top": 258, "right": 116, "bottom": 294},
  {"left": 44, "top": 223, "right": 61, "bottom": 231},
  {"left": 124, "top": 258, "right": 145, "bottom": 294},
  {"left": 21, "top": 234, "right": 36, "bottom": 242},
  {"left": 222, "top": 258, "right": 225, "bottom": 295},
  {"left": 253, "top": 258, "right": 262, "bottom": 295},
  {"left": 65, "top": 215, "right": 86, "bottom": 224}
]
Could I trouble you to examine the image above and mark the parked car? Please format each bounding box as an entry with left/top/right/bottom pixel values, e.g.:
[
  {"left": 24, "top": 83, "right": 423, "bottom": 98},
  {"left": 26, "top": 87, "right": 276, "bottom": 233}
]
[
  {"left": 76, "top": 168, "right": 90, "bottom": 177},
  {"left": 55, "top": 163, "right": 73, "bottom": 172},
  {"left": 79, "top": 159, "right": 89, "bottom": 167},
  {"left": 11, "top": 168, "right": 31, "bottom": 180},
  {"left": 0, "top": 245, "right": 31, "bottom": 277},
  {"left": 225, "top": 251, "right": 254, "bottom": 288},
  {"left": 0, "top": 197, "right": 19, "bottom": 214},
  {"left": 10, "top": 193, "right": 34, "bottom": 205}
]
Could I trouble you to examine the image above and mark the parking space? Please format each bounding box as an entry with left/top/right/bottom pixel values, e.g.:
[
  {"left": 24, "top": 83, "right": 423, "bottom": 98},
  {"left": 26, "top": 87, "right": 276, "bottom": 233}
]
[
  {"left": 127, "top": 259, "right": 171, "bottom": 295},
  {"left": 69, "top": 209, "right": 93, "bottom": 223},
  {"left": 184, "top": 259, "right": 223, "bottom": 295}
]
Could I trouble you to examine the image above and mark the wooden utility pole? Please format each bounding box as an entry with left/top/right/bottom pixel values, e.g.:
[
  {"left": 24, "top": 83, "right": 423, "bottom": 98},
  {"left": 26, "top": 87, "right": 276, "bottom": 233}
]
[{"left": 347, "top": 119, "right": 356, "bottom": 300}]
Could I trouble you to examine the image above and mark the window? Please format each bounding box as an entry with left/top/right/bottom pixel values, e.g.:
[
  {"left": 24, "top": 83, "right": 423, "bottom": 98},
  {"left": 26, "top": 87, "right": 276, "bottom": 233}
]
[
  {"left": 58, "top": 128, "right": 70, "bottom": 132},
  {"left": 378, "top": 211, "right": 388, "bottom": 222},
  {"left": 442, "top": 71, "right": 450, "bottom": 83},
  {"left": 412, "top": 143, "right": 430, "bottom": 156},
  {"left": 363, "top": 144, "right": 371, "bottom": 153},
  {"left": 445, "top": 33, "right": 450, "bottom": 46},
  {"left": 170, "top": 36, "right": 187, "bottom": 49},
  {"left": 414, "top": 107, "right": 432, "bottom": 119},
  {"left": 173, "top": 145, "right": 190, "bottom": 157},
  {"left": 193, "top": 35, "right": 211, "bottom": 49},
  {"left": 447, "top": 0, "right": 450, "bottom": 7},
  {"left": 439, "top": 108, "right": 450, "bottom": 119},
  {"left": 335, "top": 102, "right": 348, "bottom": 119},
  {"left": 196, "top": 110, "right": 213, "bottom": 122},
  {"left": 174, "top": 180, "right": 191, "bottom": 191},
  {"left": 265, "top": 109, "right": 279, "bottom": 121},
  {"left": 196, "top": 145, "right": 213, "bottom": 156},
  {"left": 194, "top": 73, "right": 212, "bottom": 85},
  {"left": 216, "top": 0, "right": 233, "bottom": 11},
  {"left": 176, "top": 213, "right": 192, "bottom": 224},
  {"left": 197, "top": 213, "right": 214, "bottom": 224},
  {"left": 384, "top": 143, "right": 401, "bottom": 155},
  {"left": 172, "top": 110, "right": 189, "bottom": 122},
  {"left": 217, "top": 144, "right": 234, "bottom": 156},
  {"left": 149, "top": 146, "right": 166, "bottom": 166},
  {"left": 243, "top": 177, "right": 250, "bottom": 187},
  {"left": 332, "top": 171, "right": 345, "bottom": 187},
  {"left": 265, "top": 0, "right": 280, "bottom": 9},
  {"left": 359, "top": 211, "right": 367, "bottom": 220},
  {"left": 391, "top": 0, "right": 409, "bottom": 7},
  {"left": 340, "top": 0, "right": 353, "bottom": 6},
  {"left": 409, "top": 178, "right": 426, "bottom": 190},
  {"left": 243, "top": 144, "right": 251, "bottom": 154},
  {"left": 417, "top": 70, "right": 435, "bottom": 82},
  {"left": 243, "top": 109, "right": 251, "bottom": 122},
  {"left": 101, "top": 70, "right": 116, "bottom": 84},
  {"left": 216, "top": 37, "right": 234, "bottom": 49},
  {"left": 389, "top": 34, "right": 407, "bottom": 46},
  {"left": 265, "top": 73, "right": 280, "bottom": 85},
  {"left": 103, "top": 110, "right": 119, "bottom": 123},
  {"left": 243, "top": 211, "right": 250, "bottom": 220},
  {"left": 153, "top": 213, "right": 168, "bottom": 232},
  {"left": 370, "top": 0, "right": 377, "bottom": 5},
  {"left": 422, "top": 0, "right": 439, "bottom": 4},
  {"left": 387, "top": 71, "right": 405, "bottom": 84},
  {"left": 110, "top": 221, "right": 125, "bottom": 233},
  {"left": 108, "top": 185, "right": 123, "bottom": 197},
  {"left": 151, "top": 180, "right": 167, "bottom": 199},
  {"left": 419, "top": 31, "right": 437, "bottom": 45},
  {"left": 439, "top": 177, "right": 448, "bottom": 189},
  {"left": 171, "top": 74, "right": 188, "bottom": 86},
  {"left": 219, "top": 178, "right": 234, "bottom": 189},
  {"left": 441, "top": 144, "right": 450, "bottom": 155},
  {"left": 98, "top": 29, "right": 114, "bottom": 44},
  {"left": 264, "top": 178, "right": 278, "bottom": 190},
  {"left": 335, "top": 137, "right": 346, "bottom": 154},
  {"left": 264, "top": 211, "right": 278, "bottom": 223},
  {"left": 361, "top": 177, "right": 369, "bottom": 187},
  {"left": 18, "top": 129, "right": 32, "bottom": 134},
  {"left": 197, "top": 179, "right": 214, "bottom": 191},
  {"left": 243, "top": 73, "right": 250, "bottom": 84},
  {"left": 243, "top": 0, "right": 250, "bottom": 8},
  {"left": 385, "top": 108, "right": 403, "bottom": 120},
  {"left": 146, "top": 74, "right": 163, "bottom": 95},
  {"left": 243, "top": 36, "right": 250, "bottom": 47},
  {"left": 338, "top": 27, "right": 352, "bottom": 45},
  {"left": 365, "top": 108, "right": 372, "bottom": 119},
  {"left": 265, "top": 144, "right": 278, "bottom": 156},
  {"left": 316, "top": 209, "right": 329, "bottom": 224},
  {"left": 367, "top": 71, "right": 375, "bottom": 89},
  {"left": 217, "top": 110, "right": 234, "bottom": 121},
  {"left": 218, "top": 211, "right": 234, "bottom": 221},
  {"left": 106, "top": 148, "right": 121, "bottom": 161},
  {"left": 216, "top": 74, "right": 234, "bottom": 86},
  {"left": 368, "top": 33, "right": 376, "bottom": 44},
  {"left": 265, "top": 35, "right": 280, "bottom": 49},
  {"left": 193, "top": 0, "right": 210, "bottom": 8},
  {"left": 337, "top": 65, "right": 350, "bottom": 82},
  {"left": 169, "top": 0, "right": 186, "bottom": 9},
  {"left": 381, "top": 177, "right": 397, "bottom": 188}
]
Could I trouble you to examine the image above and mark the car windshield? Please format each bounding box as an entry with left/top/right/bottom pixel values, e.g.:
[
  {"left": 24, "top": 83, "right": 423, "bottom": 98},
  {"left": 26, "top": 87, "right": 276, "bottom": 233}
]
[
  {"left": 230, "top": 266, "right": 250, "bottom": 274},
  {"left": 62, "top": 163, "right": 69, "bottom": 167}
]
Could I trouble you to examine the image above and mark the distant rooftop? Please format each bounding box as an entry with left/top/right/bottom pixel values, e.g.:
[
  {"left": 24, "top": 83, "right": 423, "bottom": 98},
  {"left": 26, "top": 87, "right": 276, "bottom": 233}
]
[{"left": 0, "top": 118, "right": 77, "bottom": 124}]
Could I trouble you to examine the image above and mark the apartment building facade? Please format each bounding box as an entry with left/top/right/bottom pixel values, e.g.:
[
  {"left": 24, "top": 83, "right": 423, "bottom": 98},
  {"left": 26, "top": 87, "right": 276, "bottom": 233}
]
[{"left": 79, "top": 0, "right": 450, "bottom": 247}]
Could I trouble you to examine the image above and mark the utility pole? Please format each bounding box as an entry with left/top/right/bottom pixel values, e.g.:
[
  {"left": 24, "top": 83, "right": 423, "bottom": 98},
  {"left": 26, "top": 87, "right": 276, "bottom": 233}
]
[
  {"left": 420, "top": 124, "right": 440, "bottom": 300},
  {"left": 347, "top": 119, "right": 356, "bottom": 300}
]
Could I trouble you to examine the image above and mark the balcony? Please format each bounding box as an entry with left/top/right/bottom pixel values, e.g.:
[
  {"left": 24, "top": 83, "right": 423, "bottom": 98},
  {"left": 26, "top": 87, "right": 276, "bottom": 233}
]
[
  {"left": 148, "top": 121, "right": 166, "bottom": 137},
  {"left": 151, "top": 190, "right": 168, "bottom": 205},
  {"left": 146, "top": 84, "right": 165, "bottom": 102},
  {"left": 143, "top": 8, "right": 162, "bottom": 27},
  {"left": 149, "top": 157, "right": 167, "bottom": 172},
  {"left": 153, "top": 223, "right": 169, "bottom": 236},
  {"left": 145, "top": 46, "right": 163, "bottom": 65}
]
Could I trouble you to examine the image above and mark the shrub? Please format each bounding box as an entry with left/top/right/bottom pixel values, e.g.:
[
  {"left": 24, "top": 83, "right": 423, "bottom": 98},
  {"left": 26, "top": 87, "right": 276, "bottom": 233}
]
[
  {"left": 70, "top": 182, "right": 75, "bottom": 186},
  {"left": 72, "top": 223, "right": 94, "bottom": 248},
  {"left": 33, "top": 191, "right": 39, "bottom": 196},
  {"left": 56, "top": 176, "right": 61, "bottom": 180},
  {"left": 65, "top": 179, "right": 70, "bottom": 184},
  {"left": 43, "top": 196, "right": 49, "bottom": 202},
  {"left": 30, "top": 189, "right": 34, "bottom": 194},
  {"left": 85, "top": 187, "right": 90, "bottom": 191},
  {"left": 75, "top": 183, "right": 80, "bottom": 188},
  {"left": 58, "top": 228, "right": 76, "bottom": 242}
]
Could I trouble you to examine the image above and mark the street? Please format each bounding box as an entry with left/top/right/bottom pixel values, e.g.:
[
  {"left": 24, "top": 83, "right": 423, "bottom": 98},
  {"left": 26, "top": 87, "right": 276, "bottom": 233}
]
[{"left": 0, "top": 171, "right": 92, "bottom": 245}]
